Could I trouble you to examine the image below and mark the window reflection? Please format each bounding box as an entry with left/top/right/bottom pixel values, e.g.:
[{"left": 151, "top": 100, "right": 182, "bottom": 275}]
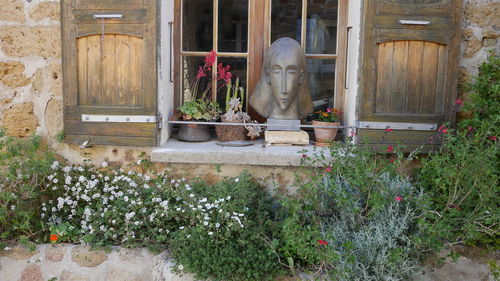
[
  {"left": 183, "top": 0, "right": 213, "bottom": 51},
  {"left": 307, "top": 59, "right": 335, "bottom": 110},
  {"left": 271, "top": 0, "right": 302, "bottom": 43},
  {"left": 306, "top": 0, "right": 338, "bottom": 54},
  {"left": 218, "top": 0, "right": 248, "bottom": 52}
]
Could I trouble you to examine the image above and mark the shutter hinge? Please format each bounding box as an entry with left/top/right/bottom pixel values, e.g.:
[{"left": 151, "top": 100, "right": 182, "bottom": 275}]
[{"left": 157, "top": 113, "right": 163, "bottom": 130}]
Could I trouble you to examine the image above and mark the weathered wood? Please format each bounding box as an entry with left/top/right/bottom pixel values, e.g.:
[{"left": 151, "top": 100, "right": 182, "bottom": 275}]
[
  {"left": 421, "top": 41, "right": 438, "bottom": 114},
  {"left": 66, "top": 135, "right": 156, "bottom": 147},
  {"left": 76, "top": 24, "right": 144, "bottom": 38},
  {"left": 75, "top": 0, "right": 143, "bottom": 10},
  {"left": 406, "top": 40, "right": 424, "bottom": 113},
  {"left": 65, "top": 120, "right": 155, "bottom": 137},
  {"left": 358, "top": 0, "right": 461, "bottom": 151},
  {"left": 62, "top": 0, "right": 157, "bottom": 146}
]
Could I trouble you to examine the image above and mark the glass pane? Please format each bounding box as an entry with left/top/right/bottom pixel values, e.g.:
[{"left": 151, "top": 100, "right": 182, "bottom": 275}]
[
  {"left": 307, "top": 59, "right": 335, "bottom": 111},
  {"left": 183, "top": 0, "right": 213, "bottom": 51},
  {"left": 218, "top": 0, "right": 248, "bottom": 53},
  {"left": 271, "top": 0, "right": 302, "bottom": 44},
  {"left": 216, "top": 57, "right": 247, "bottom": 111},
  {"left": 306, "top": 0, "right": 338, "bottom": 54},
  {"left": 182, "top": 56, "right": 212, "bottom": 103}
]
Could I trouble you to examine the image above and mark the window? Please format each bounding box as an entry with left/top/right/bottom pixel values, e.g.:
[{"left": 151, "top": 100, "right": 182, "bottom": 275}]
[{"left": 173, "top": 0, "right": 348, "bottom": 118}]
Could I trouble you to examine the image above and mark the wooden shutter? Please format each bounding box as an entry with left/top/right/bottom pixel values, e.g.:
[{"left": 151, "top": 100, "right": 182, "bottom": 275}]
[
  {"left": 358, "top": 0, "right": 462, "bottom": 152},
  {"left": 62, "top": 0, "right": 158, "bottom": 146}
]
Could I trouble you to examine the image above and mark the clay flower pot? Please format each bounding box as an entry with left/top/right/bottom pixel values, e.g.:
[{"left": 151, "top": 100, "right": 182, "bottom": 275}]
[{"left": 313, "top": 120, "right": 340, "bottom": 146}]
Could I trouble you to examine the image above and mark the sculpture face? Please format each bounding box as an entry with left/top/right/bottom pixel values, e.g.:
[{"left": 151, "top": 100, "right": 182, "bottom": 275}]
[
  {"left": 249, "top": 37, "right": 314, "bottom": 120},
  {"left": 267, "top": 51, "right": 303, "bottom": 112}
]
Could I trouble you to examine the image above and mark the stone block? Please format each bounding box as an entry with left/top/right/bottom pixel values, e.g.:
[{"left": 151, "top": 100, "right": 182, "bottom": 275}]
[
  {"left": 0, "top": 246, "right": 39, "bottom": 260},
  {"left": 29, "top": 2, "right": 60, "bottom": 21},
  {"left": 45, "top": 99, "right": 63, "bottom": 138},
  {"left": 2, "top": 102, "right": 39, "bottom": 138},
  {"left": 0, "top": 0, "right": 25, "bottom": 23},
  {"left": 71, "top": 245, "right": 108, "bottom": 267},
  {"left": 483, "top": 38, "right": 497, "bottom": 47},
  {"left": 106, "top": 268, "right": 146, "bottom": 281},
  {"left": 45, "top": 244, "right": 66, "bottom": 262},
  {"left": 0, "top": 26, "right": 61, "bottom": 58},
  {"left": 0, "top": 61, "right": 31, "bottom": 88},
  {"left": 464, "top": 2, "right": 500, "bottom": 27},
  {"left": 265, "top": 130, "right": 309, "bottom": 145},
  {"left": 19, "top": 265, "right": 43, "bottom": 281},
  {"left": 60, "top": 270, "right": 90, "bottom": 281},
  {"left": 47, "top": 61, "right": 63, "bottom": 97}
]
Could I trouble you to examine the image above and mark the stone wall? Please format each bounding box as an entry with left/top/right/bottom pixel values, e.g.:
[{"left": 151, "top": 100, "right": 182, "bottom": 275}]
[
  {"left": 0, "top": 244, "right": 194, "bottom": 281},
  {"left": 0, "top": 0, "right": 497, "bottom": 176}
]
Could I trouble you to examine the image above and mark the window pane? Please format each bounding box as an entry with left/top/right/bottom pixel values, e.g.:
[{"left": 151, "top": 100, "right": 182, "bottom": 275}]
[
  {"left": 218, "top": 0, "right": 248, "bottom": 53},
  {"left": 306, "top": 0, "right": 338, "bottom": 54},
  {"left": 183, "top": 0, "right": 213, "bottom": 51},
  {"left": 216, "top": 57, "right": 247, "bottom": 110},
  {"left": 307, "top": 59, "right": 335, "bottom": 110},
  {"left": 271, "top": 0, "right": 302, "bottom": 44},
  {"left": 182, "top": 56, "right": 212, "bottom": 102}
]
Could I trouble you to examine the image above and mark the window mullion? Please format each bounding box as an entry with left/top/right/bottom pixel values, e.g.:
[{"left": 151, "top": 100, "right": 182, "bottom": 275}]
[
  {"left": 301, "top": 0, "right": 307, "bottom": 48},
  {"left": 212, "top": 0, "right": 219, "bottom": 102}
]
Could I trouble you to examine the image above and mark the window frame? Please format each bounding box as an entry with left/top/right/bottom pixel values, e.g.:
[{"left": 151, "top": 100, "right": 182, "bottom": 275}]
[{"left": 173, "top": 0, "right": 349, "bottom": 122}]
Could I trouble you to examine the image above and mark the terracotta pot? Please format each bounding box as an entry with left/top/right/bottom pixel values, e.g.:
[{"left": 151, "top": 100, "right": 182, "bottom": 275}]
[
  {"left": 313, "top": 120, "right": 339, "bottom": 145},
  {"left": 215, "top": 117, "right": 247, "bottom": 142},
  {"left": 177, "top": 123, "right": 212, "bottom": 142}
]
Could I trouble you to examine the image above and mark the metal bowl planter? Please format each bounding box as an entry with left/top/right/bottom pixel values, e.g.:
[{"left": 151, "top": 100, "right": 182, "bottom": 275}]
[
  {"left": 177, "top": 122, "right": 212, "bottom": 142},
  {"left": 215, "top": 117, "right": 247, "bottom": 142},
  {"left": 313, "top": 120, "right": 340, "bottom": 146}
]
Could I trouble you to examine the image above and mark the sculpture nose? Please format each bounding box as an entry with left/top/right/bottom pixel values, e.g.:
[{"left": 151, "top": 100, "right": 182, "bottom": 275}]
[{"left": 281, "top": 72, "right": 287, "bottom": 95}]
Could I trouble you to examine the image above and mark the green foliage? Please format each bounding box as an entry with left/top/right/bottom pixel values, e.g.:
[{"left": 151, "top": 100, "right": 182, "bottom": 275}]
[
  {"left": 169, "top": 172, "right": 282, "bottom": 281},
  {"left": 417, "top": 54, "right": 500, "bottom": 249},
  {"left": 285, "top": 143, "right": 425, "bottom": 280},
  {"left": 0, "top": 130, "right": 58, "bottom": 244},
  {"left": 177, "top": 100, "right": 220, "bottom": 121}
]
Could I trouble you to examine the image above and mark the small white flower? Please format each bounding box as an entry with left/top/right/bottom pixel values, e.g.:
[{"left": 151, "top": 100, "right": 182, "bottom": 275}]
[
  {"left": 189, "top": 194, "right": 194, "bottom": 198},
  {"left": 4, "top": 247, "right": 12, "bottom": 251},
  {"left": 101, "top": 162, "right": 108, "bottom": 168},
  {"left": 179, "top": 265, "right": 184, "bottom": 270},
  {"left": 234, "top": 178, "right": 239, "bottom": 183},
  {"left": 10, "top": 205, "right": 15, "bottom": 210},
  {"left": 53, "top": 178, "right": 59, "bottom": 184},
  {"left": 215, "top": 223, "right": 220, "bottom": 228},
  {"left": 179, "top": 226, "right": 185, "bottom": 230},
  {"left": 203, "top": 221, "right": 208, "bottom": 226},
  {"left": 208, "top": 231, "right": 213, "bottom": 236}
]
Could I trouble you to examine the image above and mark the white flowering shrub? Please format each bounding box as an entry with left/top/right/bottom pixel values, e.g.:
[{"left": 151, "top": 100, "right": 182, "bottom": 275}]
[
  {"left": 43, "top": 161, "right": 186, "bottom": 250},
  {"left": 169, "top": 171, "right": 282, "bottom": 281}
]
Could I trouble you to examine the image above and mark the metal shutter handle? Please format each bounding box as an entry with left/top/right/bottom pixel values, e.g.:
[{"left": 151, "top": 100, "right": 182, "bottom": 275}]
[
  {"left": 399, "top": 20, "right": 431, "bottom": 26},
  {"left": 93, "top": 14, "right": 123, "bottom": 19}
]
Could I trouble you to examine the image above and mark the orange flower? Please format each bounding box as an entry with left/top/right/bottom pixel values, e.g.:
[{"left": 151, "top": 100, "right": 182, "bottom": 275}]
[
  {"left": 322, "top": 113, "right": 329, "bottom": 117},
  {"left": 50, "top": 234, "right": 58, "bottom": 243}
]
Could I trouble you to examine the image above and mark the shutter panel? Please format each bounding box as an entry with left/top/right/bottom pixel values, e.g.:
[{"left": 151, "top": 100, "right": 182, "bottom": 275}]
[
  {"left": 62, "top": 0, "right": 158, "bottom": 146},
  {"left": 358, "top": 0, "right": 462, "bottom": 152}
]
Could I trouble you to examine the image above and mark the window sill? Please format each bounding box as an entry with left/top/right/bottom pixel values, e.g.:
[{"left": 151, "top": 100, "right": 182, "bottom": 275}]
[{"left": 151, "top": 139, "right": 330, "bottom": 166}]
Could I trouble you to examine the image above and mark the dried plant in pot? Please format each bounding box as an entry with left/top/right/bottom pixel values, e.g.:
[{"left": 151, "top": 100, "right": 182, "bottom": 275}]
[
  {"left": 313, "top": 107, "right": 342, "bottom": 146},
  {"left": 245, "top": 121, "right": 263, "bottom": 141}
]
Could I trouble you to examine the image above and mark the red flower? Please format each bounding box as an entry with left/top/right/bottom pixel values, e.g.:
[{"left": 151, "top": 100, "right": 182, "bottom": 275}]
[
  {"left": 350, "top": 131, "right": 356, "bottom": 137},
  {"left": 324, "top": 166, "right": 332, "bottom": 173},
  {"left": 385, "top": 128, "right": 393, "bottom": 132},
  {"left": 468, "top": 126, "right": 473, "bottom": 132},
  {"left": 386, "top": 145, "right": 394, "bottom": 153},
  {"left": 395, "top": 196, "right": 403, "bottom": 202},
  {"left": 50, "top": 234, "right": 58, "bottom": 242},
  {"left": 489, "top": 136, "right": 498, "bottom": 142},
  {"left": 455, "top": 99, "right": 464, "bottom": 106},
  {"left": 438, "top": 125, "right": 448, "bottom": 134},
  {"left": 196, "top": 66, "right": 207, "bottom": 80},
  {"left": 318, "top": 240, "right": 329, "bottom": 245},
  {"left": 302, "top": 154, "right": 307, "bottom": 159},
  {"left": 204, "top": 50, "right": 217, "bottom": 66},
  {"left": 389, "top": 159, "right": 395, "bottom": 163}
]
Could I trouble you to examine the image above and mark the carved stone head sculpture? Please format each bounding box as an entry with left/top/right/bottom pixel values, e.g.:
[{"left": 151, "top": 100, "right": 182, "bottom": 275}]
[{"left": 249, "top": 37, "right": 313, "bottom": 120}]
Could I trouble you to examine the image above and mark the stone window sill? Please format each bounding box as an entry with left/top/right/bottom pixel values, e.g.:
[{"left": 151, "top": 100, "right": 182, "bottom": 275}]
[{"left": 151, "top": 139, "right": 330, "bottom": 166}]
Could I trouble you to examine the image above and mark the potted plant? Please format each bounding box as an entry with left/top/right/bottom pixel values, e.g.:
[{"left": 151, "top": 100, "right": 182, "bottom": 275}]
[
  {"left": 245, "top": 121, "right": 263, "bottom": 141},
  {"left": 215, "top": 78, "right": 251, "bottom": 142},
  {"left": 313, "top": 107, "right": 341, "bottom": 146},
  {"left": 176, "top": 51, "right": 227, "bottom": 141}
]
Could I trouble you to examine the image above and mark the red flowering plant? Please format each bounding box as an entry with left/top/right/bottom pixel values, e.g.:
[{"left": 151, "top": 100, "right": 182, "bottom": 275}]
[
  {"left": 314, "top": 107, "right": 341, "bottom": 122},
  {"left": 177, "top": 51, "right": 233, "bottom": 121}
]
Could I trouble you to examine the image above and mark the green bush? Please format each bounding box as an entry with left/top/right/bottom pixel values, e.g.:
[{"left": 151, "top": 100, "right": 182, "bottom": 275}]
[
  {"left": 417, "top": 54, "right": 499, "bottom": 248},
  {"left": 169, "top": 172, "right": 282, "bottom": 281},
  {"left": 0, "top": 130, "right": 58, "bottom": 248}
]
